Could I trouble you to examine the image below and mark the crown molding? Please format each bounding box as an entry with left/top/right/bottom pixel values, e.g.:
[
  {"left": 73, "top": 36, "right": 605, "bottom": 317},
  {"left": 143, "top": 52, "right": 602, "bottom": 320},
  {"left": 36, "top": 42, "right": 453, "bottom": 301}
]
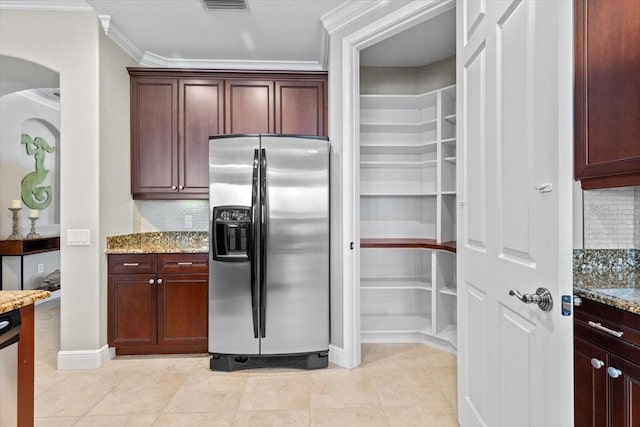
[
  {"left": 98, "top": 14, "right": 145, "bottom": 63},
  {"left": 319, "top": 28, "right": 330, "bottom": 70},
  {"left": 140, "top": 51, "right": 324, "bottom": 71},
  {"left": 320, "top": 0, "right": 390, "bottom": 34},
  {"left": 0, "top": 0, "right": 92, "bottom": 11}
]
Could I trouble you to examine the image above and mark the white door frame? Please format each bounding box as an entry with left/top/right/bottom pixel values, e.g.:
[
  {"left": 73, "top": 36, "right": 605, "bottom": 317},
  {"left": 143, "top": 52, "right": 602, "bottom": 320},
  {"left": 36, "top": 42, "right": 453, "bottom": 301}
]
[{"left": 340, "top": 0, "right": 456, "bottom": 368}]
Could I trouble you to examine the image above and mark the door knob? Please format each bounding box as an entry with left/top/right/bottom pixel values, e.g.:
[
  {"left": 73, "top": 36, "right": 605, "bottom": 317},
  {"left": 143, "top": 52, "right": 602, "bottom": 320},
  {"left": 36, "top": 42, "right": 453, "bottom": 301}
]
[
  {"left": 509, "top": 288, "right": 553, "bottom": 312},
  {"left": 591, "top": 358, "right": 604, "bottom": 369},
  {"left": 607, "top": 367, "right": 622, "bottom": 379}
]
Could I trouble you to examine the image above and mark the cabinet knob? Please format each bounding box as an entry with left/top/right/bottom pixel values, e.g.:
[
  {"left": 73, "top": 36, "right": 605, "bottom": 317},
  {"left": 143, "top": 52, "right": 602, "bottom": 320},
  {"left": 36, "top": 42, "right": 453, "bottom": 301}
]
[
  {"left": 607, "top": 367, "right": 622, "bottom": 379},
  {"left": 171, "top": 185, "right": 177, "bottom": 190},
  {"left": 590, "top": 358, "right": 604, "bottom": 369},
  {"left": 573, "top": 296, "right": 582, "bottom": 306},
  {"left": 148, "top": 279, "right": 155, "bottom": 285},
  {"left": 157, "top": 278, "right": 163, "bottom": 285},
  {"left": 178, "top": 185, "right": 184, "bottom": 190}
]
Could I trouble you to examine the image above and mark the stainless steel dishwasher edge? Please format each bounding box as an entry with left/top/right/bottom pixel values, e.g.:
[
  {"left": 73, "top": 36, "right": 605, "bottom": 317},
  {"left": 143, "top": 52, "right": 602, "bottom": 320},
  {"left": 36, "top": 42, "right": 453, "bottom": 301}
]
[{"left": 0, "top": 309, "right": 21, "bottom": 427}]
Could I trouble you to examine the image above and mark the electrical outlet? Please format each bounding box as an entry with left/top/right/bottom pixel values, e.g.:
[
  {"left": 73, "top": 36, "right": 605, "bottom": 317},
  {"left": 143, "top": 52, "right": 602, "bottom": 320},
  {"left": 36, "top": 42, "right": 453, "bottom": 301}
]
[
  {"left": 38, "top": 263, "right": 44, "bottom": 274},
  {"left": 184, "top": 215, "right": 193, "bottom": 229}
]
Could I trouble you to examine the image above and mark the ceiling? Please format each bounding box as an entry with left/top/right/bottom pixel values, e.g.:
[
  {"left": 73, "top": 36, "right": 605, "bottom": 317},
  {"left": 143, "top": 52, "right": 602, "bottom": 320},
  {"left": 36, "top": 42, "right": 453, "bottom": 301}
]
[
  {"left": 0, "top": 0, "right": 457, "bottom": 70},
  {"left": 360, "top": 7, "right": 455, "bottom": 67},
  {"left": 88, "top": 0, "right": 346, "bottom": 69}
]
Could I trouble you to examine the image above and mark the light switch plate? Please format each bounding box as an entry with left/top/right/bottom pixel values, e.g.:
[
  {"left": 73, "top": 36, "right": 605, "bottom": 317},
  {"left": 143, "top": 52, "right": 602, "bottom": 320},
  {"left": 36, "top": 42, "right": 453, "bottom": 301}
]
[{"left": 67, "top": 229, "right": 91, "bottom": 246}]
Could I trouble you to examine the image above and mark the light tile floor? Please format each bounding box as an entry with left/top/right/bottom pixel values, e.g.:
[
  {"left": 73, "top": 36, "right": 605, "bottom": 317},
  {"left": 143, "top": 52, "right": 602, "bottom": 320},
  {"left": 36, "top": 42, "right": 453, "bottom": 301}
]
[{"left": 34, "top": 299, "right": 459, "bottom": 426}]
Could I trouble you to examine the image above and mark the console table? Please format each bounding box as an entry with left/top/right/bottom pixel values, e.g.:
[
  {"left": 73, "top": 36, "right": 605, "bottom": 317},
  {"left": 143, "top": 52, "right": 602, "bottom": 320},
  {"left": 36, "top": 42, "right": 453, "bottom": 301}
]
[{"left": 0, "top": 236, "right": 60, "bottom": 290}]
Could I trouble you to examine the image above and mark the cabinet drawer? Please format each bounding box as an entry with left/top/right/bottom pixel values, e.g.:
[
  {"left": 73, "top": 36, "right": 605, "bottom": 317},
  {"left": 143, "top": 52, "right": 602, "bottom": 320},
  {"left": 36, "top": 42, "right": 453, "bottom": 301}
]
[
  {"left": 108, "top": 254, "right": 156, "bottom": 274},
  {"left": 157, "top": 253, "right": 208, "bottom": 274},
  {"left": 574, "top": 298, "right": 640, "bottom": 362}
]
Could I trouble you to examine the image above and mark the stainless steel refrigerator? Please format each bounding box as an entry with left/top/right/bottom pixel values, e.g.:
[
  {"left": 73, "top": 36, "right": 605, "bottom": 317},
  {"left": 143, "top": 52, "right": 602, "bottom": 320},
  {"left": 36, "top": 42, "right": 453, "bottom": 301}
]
[{"left": 208, "top": 134, "right": 329, "bottom": 371}]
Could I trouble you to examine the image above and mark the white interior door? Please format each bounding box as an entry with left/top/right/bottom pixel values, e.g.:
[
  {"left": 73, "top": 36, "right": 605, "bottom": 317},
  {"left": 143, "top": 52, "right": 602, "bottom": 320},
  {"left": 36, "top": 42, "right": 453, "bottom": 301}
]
[{"left": 457, "top": 1, "right": 574, "bottom": 426}]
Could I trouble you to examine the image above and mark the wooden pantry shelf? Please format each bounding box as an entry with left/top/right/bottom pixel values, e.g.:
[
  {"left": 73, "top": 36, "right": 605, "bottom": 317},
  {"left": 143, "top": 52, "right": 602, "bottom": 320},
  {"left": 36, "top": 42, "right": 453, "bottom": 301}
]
[{"left": 360, "top": 238, "right": 456, "bottom": 253}]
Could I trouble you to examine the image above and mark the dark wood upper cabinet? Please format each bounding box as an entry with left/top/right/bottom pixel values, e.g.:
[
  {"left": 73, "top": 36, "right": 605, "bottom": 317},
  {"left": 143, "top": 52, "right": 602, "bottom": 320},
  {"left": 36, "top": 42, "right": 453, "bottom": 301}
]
[
  {"left": 129, "top": 69, "right": 327, "bottom": 199},
  {"left": 179, "top": 79, "right": 224, "bottom": 196},
  {"left": 275, "top": 80, "right": 326, "bottom": 136},
  {"left": 131, "top": 78, "right": 178, "bottom": 196},
  {"left": 575, "top": 0, "right": 640, "bottom": 189},
  {"left": 225, "top": 80, "right": 274, "bottom": 134}
]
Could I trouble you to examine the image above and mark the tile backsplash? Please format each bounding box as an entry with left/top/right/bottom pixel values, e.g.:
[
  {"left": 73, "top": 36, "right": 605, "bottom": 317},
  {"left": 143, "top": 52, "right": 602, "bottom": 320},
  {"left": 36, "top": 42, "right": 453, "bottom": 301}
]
[
  {"left": 134, "top": 200, "right": 209, "bottom": 232},
  {"left": 583, "top": 187, "right": 640, "bottom": 249}
]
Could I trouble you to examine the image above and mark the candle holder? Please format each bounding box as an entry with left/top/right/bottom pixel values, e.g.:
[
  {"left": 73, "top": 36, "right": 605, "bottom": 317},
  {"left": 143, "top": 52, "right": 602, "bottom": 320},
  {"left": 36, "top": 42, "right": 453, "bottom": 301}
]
[
  {"left": 7, "top": 207, "right": 23, "bottom": 240},
  {"left": 26, "top": 216, "right": 40, "bottom": 240}
]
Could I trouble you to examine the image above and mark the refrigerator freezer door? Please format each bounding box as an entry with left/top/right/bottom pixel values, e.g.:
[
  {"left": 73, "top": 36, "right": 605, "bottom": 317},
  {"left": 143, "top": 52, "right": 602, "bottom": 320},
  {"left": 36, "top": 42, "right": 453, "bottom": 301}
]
[
  {"left": 209, "top": 136, "right": 260, "bottom": 355},
  {"left": 259, "top": 135, "right": 330, "bottom": 354}
]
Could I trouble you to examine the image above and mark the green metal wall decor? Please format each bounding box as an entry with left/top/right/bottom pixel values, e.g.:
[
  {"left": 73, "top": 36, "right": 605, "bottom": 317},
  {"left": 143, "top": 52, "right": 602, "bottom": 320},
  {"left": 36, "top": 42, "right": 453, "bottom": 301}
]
[{"left": 20, "top": 133, "right": 55, "bottom": 210}]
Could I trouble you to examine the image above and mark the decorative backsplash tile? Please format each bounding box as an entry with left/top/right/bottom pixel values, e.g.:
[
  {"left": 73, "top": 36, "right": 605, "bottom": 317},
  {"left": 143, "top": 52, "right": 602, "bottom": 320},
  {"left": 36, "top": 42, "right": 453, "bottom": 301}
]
[
  {"left": 582, "top": 187, "right": 640, "bottom": 249},
  {"left": 134, "top": 200, "right": 209, "bottom": 232}
]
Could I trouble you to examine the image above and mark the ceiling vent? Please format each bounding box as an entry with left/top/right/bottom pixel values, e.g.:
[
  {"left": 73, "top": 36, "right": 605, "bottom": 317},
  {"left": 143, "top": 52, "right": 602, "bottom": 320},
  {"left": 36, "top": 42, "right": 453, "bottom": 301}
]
[{"left": 201, "top": 0, "right": 248, "bottom": 10}]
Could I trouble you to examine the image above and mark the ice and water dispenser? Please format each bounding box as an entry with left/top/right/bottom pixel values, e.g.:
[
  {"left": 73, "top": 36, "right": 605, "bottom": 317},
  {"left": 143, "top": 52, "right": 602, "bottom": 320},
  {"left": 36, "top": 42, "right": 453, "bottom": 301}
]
[{"left": 212, "top": 206, "right": 251, "bottom": 262}]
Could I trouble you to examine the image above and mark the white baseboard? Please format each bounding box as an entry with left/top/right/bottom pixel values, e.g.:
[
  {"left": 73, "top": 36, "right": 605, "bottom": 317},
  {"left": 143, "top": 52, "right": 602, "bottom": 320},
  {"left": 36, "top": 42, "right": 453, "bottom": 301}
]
[
  {"left": 57, "top": 345, "right": 115, "bottom": 370},
  {"left": 328, "top": 344, "right": 349, "bottom": 368}
]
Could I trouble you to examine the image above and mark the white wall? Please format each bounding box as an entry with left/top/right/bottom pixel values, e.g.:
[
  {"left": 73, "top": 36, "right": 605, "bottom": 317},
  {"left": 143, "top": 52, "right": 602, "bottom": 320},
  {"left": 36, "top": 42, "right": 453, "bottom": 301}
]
[
  {"left": 1, "top": 9, "right": 103, "bottom": 359},
  {"left": 98, "top": 29, "right": 137, "bottom": 345},
  {"left": 360, "top": 55, "right": 455, "bottom": 95}
]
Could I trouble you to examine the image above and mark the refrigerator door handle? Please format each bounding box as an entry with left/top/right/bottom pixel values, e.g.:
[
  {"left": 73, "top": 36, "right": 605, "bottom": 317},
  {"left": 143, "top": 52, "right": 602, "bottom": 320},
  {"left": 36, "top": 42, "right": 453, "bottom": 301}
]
[
  {"left": 259, "top": 148, "right": 268, "bottom": 338},
  {"left": 250, "top": 148, "right": 260, "bottom": 339}
]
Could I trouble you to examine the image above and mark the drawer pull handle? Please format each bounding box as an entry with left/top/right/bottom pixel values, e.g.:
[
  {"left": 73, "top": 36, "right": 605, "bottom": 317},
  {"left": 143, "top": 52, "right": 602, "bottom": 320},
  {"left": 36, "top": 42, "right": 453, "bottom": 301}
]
[
  {"left": 607, "top": 367, "right": 622, "bottom": 379},
  {"left": 177, "top": 262, "right": 193, "bottom": 266},
  {"left": 123, "top": 263, "right": 140, "bottom": 267},
  {"left": 588, "top": 321, "right": 624, "bottom": 338},
  {"left": 591, "top": 358, "right": 604, "bottom": 369}
]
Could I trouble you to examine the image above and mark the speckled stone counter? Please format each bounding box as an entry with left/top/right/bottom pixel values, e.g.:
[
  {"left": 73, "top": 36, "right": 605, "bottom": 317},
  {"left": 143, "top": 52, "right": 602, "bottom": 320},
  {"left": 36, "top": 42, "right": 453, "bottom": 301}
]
[
  {"left": 106, "top": 231, "right": 208, "bottom": 254},
  {"left": 574, "top": 249, "right": 639, "bottom": 315},
  {"left": 0, "top": 290, "right": 51, "bottom": 314}
]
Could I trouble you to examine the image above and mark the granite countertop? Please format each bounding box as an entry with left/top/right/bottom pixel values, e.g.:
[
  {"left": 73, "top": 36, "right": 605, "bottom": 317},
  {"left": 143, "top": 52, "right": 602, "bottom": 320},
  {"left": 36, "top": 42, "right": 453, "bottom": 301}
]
[
  {"left": 0, "top": 290, "right": 51, "bottom": 314},
  {"left": 106, "top": 231, "right": 208, "bottom": 254},
  {"left": 573, "top": 249, "right": 639, "bottom": 315}
]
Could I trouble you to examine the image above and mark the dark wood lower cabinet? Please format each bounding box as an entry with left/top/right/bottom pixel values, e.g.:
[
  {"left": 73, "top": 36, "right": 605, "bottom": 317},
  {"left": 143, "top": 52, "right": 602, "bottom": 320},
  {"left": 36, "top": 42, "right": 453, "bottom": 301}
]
[
  {"left": 108, "top": 253, "right": 208, "bottom": 355},
  {"left": 157, "top": 274, "right": 208, "bottom": 347},
  {"left": 574, "top": 337, "right": 608, "bottom": 427},
  {"left": 574, "top": 298, "right": 640, "bottom": 427},
  {"left": 609, "top": 354, "right": 640, "bottom": 427}
]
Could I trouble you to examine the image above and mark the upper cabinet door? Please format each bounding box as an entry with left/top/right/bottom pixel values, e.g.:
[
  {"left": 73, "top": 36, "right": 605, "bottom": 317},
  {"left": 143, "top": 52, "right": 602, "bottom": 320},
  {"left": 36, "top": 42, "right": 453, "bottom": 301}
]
[
  {"left": 225, "top": 80, "right": 274, "bottom": 134},
  {"left": 178, "top": 79, "right": 224, "bottom": 196},
  {"left": 575, "top": 0, "right": 640, "bottom": 189},
  {"left": 275, "top": 80, "right": 326, "bottom": 136},
  {"left": 131, "top": 78, "right": 178, "bottom": 196}
]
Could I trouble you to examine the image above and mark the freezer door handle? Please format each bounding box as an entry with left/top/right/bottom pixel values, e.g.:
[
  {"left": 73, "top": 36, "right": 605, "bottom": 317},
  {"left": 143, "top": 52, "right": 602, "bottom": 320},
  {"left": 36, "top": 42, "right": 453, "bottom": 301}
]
[
  {"left": 250, "top": 148, "right": 260, "bottom": 339},
  {"left": 259, "top": 148, "right": 268, "bottom": 338}
]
